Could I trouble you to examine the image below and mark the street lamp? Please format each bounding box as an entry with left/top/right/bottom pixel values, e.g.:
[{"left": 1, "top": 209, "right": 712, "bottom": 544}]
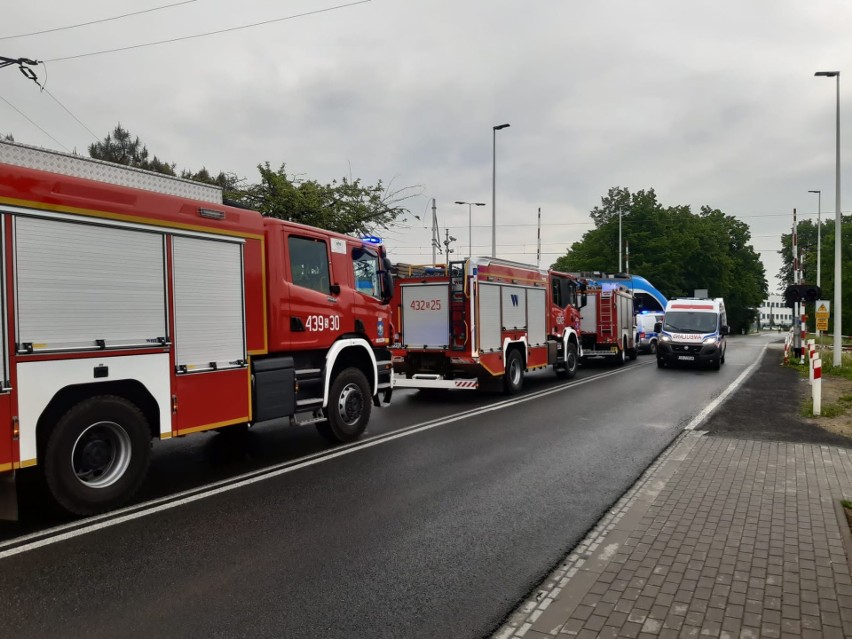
[
  {"left": 492, "top": 123, "right": 510, "bottom": 258},
  {"left": 815, "top": 71, "right": 842, "bottom": 366},
  {"left": 455, "top": 201, "right": 486, "bottom": 258},
  {"left": 808, "top": 190, "right": 822, "bottom": 288}
]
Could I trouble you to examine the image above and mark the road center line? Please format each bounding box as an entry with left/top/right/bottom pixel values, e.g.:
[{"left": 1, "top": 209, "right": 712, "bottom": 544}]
[{"left": 0, "top": 364, "right": 643, "bottom": 559}]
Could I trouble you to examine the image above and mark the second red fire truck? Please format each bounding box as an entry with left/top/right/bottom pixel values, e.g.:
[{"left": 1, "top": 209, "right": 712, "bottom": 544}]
[
  {"left": 0, "top": 140, "right": 394, "bottom": 518},
  {"left": 391, "top": 258, "right": 586, "bottom": 393}
]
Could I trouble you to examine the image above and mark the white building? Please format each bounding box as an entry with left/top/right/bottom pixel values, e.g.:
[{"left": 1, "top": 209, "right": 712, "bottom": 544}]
[{"left": 757, "top": 294, "right": 792, "bottom": 329}]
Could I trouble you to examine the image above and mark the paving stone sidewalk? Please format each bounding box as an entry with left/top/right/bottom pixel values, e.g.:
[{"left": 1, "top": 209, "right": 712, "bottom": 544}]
[{"left": 494, "top": 430, "right": 852, "bottom": 638}]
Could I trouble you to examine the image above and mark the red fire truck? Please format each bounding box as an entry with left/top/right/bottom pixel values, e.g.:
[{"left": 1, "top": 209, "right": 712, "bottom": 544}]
[
  {"left": 391, "top": 258, "right": 583, "bottom": 393},
  {"left": 0, "top": 141, "right": 394, "bottom": 518},
  {"left": 577, "top": 280, "right": 636, "bottom": 364}
]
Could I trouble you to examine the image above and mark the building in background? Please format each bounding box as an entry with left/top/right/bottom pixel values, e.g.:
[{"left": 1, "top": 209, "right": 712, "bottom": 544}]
[{"left": 757, "top": 294, "right": 792, "bottom": 330}]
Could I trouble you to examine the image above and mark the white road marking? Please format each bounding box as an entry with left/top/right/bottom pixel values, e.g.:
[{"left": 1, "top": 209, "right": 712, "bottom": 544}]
[
  {"left": 0, "top": 364, "right": 647, "bottom": 559},
  {"left": 683, "top": 343, "right": 769, "bottom": 431}
]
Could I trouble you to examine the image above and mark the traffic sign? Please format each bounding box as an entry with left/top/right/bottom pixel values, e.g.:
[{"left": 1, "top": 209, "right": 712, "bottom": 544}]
[{"left": 816, "top": 300, "right": 830, "bottom": 331}]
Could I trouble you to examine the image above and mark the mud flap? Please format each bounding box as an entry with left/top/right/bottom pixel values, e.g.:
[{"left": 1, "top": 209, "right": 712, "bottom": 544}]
[{"left": 0, "top": 471, "right": 18, "bottom": 521}]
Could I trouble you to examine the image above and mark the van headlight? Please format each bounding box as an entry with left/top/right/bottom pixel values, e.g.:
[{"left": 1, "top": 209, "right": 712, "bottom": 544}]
[
  {"left": 703, "top": 335, "right": 719, "bottom": 344},
  {"left": 660, "top": 334, "right": 671, "bottom": 342}
]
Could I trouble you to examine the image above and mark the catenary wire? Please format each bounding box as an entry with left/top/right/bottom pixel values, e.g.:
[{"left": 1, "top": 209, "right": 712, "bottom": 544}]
[
  {"left": 45, "top": 1, "right": 372, "bottom": 62},
  {"left": 0, "top": 94, "right": 69, "bottom": 150},
  {"left": 0, "top": 1, "right": 198, "bottom": 41}
]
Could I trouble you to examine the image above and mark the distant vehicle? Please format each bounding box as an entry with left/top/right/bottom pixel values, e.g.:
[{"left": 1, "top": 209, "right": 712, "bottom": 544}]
[
  {"left": 635, "top": 312, "right": 665, "bottom": 354},
  {"left": 656, "top": 298, "right": 729, "bottom": 370}
]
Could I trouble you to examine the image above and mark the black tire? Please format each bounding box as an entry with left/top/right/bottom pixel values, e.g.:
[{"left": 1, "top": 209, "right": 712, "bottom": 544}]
[
  {"left": 317, "top": 367, "right": 372, "bottom": 443},
  {"left": 721, "top": 349, "right": 726, "bottom": 365},
  {"left": 43, "top": 395, "right": 151, "bottom": 516},
  {"left": 648, "top": 340, "right": 657, "bottom": 355},
  {"left": 617, "top": 342, "right": 627, "bottom": 366},
  {"left": 503, "top": 349, "right": 524, "bottom": 394},
  {"left": 657, "top": 357, "right": 665, "bottom": 368},
  {"left": 555, "top": 342, "right": 578, "bottom": 380},
  {"left": 711, "top": 356, "right": 721, "bottom": 371},
  {"left": 628, "top": 348, "right": 638, "bottom": 361}
]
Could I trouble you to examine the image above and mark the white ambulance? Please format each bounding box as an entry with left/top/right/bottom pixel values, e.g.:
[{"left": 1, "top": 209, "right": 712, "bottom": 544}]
[{"left": 655, "top": 298, "right": 729, "bottom": 370}]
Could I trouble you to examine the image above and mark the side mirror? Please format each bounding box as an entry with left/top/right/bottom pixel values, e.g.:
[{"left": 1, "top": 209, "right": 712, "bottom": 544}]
[
  {"left": 721, "top": 325, "right": 730, "bottom": 335},
  {"left": 653, "top": 322, "right": 663, "bottom": 333},
  {"left": 330, "top": 283, "right": 341, "bottom": 295},
  {"left": 579, "top": 293, "right": 587, "bottom": 309},
  {"left": 380, "top": 257, "right": 393, "bottom": 303}
]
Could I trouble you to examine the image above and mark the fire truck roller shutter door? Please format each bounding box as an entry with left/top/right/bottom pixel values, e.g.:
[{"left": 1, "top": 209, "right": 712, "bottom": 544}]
[
  {"left": 14, "top": 216, "right": 167, "bottom": 351},
  {"left": 527, "top": 288, "right": 546, "bottom": 345},
  {"left": 478, "top": 284, "right": 501, "bottom": 352},
  {"left": 172, "top": 236, "right": 246, "bottom": 371}
]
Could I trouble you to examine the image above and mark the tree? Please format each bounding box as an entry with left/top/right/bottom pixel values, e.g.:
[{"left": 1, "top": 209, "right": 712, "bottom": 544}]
[
  {"left": 553, "top": 187, "right": 767, "bottom": 333},
  {"left": 232, "top": 162, "right": 418, "bottom": 236},
  {"left": 86, "top": 124, "right": 419, "bottom": 235},
  {"left": 88, "top": 124, "right": 176, "bottom": 175},
  {"left": 779, "top": 216, "right": 852, "bottom": 333}
]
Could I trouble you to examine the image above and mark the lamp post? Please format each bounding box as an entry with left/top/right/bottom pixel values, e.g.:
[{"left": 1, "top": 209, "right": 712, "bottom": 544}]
[
  {"left": 455, "top": 201, "right": 486, "bottom": 258},
  {"left": 815, "top": 71, "right": 842, "bottom": 366},
  {"left": 808, "top": 189, "right": 822, "bottom": 288},
  {"left": 809, "top": 189, "right": 822, "bottom": 345},
  {"left": 492, "top": 123, "right": 510, "bottom": 258}
]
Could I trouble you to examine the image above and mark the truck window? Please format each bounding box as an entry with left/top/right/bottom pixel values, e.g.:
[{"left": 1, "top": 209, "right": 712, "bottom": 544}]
[
  {"left": 352, "top": 247, "right": 381, "bottom": 298},
  {"left": 288, "top": 236, "right": 330, "bottom": 294}
]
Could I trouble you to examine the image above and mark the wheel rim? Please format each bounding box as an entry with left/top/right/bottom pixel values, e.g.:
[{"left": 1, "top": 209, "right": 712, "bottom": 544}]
[
  {"left": 509, "top": 357, "right": 522, "bottom": 385},
  {"left": 566, "top": 349, "right": 577, "bottom": 371},
  {"left": 337, "top": 382, "right": 364, "bottom": 427},
  {"left": 71, "top": 421, "right": 132, "bottom": 488}
]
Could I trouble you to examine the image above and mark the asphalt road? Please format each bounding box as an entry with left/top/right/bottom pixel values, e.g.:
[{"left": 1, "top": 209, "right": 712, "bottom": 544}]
[{"left": 0, "top": 334, "right": 776, "bottom": 638}]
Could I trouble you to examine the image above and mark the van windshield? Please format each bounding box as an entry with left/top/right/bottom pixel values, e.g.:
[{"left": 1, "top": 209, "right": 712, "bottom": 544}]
[{"left": 664, "top": 311, "right": 718, "bottom": 334}]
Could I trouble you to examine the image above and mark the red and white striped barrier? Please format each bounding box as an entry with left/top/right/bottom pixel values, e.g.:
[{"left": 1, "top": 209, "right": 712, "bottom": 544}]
[
  {"left": 813, "top": 356, "right": 822, "bottom": 416},
  {"left": 808, "top": 339, "right": 816, "bottom": 383}
]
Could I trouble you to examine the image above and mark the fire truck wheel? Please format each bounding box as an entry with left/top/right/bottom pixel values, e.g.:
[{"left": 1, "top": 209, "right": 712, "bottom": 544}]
[
  {"left": 43, "top": 395, "right": 151, "bottom": 516},
  {"left": 319, "top": 367, "right": 372, "bottom": 443},
  {"left": 503, "top": 349, "right": 524, "bottom": 394},
  {"left": 555, "top": 343, "right": 578, "bottom": 379},
  {"left": 617, "top": 342, "right": 627, "bottom": 366}
]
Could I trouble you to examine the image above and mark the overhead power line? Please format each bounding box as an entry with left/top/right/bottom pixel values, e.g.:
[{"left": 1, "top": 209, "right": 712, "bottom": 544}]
[
  {"left": 0, "top": 1, "right": 198, "bottom": 41},
  {"left": 46, "top": 0, "right": 372, "bottom": 62},
  {"left": 0, "top": 94, "right": 69, "bottom": 151}
]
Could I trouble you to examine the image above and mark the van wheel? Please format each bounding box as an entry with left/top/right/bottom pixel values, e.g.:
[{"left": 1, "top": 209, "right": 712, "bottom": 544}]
[
  {"left": 649, "top": 340, "right": 657, "bottom": 355},
  {"left": 711, "top": 356, "right": 721, "bottom": 371},
  {"left": 555, "top": 343, "right": 578, "bottom": 379},
  {"left": 318, "top": 367, "right": 371, "bottom": 443},
  {"left": 44, "top": 396, "right": 151, "bottom": 516},
  {"left": 503, "top": 349, "right": 524, "bottom": 394},
  {"left": 657, "top": 357, "right": 665, "bottom": 368}
]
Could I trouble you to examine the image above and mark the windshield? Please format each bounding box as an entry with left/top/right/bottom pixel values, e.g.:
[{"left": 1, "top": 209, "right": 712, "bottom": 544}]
[{"left": 664, "top": 311, "right": 718, "bottom": 334}]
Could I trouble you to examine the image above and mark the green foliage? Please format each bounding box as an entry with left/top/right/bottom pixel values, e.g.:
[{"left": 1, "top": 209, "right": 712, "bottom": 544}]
[
  {"left": 779, "top": 216, "right": 852, "bottom": 334},
  {"left": 801, "top": 398, "right": 846, "bottom": 418},
  {"left": 84, "top": 124, "right": 417, "bottom": 236},
  {"left": 229, "top": 162, "right": 418, "bottom": 236},
  {"left": 552, "top": 187, "right": 767, "bottom": 332},
  {"left": 88, "top": 124, "right": 177, "bottom": 175}
]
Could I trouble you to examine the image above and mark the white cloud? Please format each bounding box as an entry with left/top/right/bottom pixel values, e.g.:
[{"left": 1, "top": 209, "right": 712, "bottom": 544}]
[{"left": 3, "top": 0, "right": 850, "bottom": 293}]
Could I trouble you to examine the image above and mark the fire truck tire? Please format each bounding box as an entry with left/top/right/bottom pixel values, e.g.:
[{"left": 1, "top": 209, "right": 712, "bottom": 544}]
[
  {"left": 555, "top": 343, "right": 578, "bottom": 379},
  {"left": 318, "top": 367, "right": 372, "bottom": 443},
  {"left": 43, "top": 395, "right": 151, "bottom": 516},
  {"left": 617, "top": 342, "right": 627, "bottom": 366},
  {"left": 503, "top": 349, "right": 524, "bottom": 394}
]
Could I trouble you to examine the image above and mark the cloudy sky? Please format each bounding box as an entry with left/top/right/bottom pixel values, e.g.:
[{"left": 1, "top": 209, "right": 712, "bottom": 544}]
[{"left": 2, "top": 0, "right": 849, "bottom": 294}]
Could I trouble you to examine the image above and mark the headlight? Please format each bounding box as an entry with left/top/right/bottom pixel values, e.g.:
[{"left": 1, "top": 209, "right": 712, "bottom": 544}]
[
  {"left": 660, "top": 334, "right": 671, "bottom": 342},
  {"left": 703, "top": 336, "right": 718, "bottom": 344}
]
